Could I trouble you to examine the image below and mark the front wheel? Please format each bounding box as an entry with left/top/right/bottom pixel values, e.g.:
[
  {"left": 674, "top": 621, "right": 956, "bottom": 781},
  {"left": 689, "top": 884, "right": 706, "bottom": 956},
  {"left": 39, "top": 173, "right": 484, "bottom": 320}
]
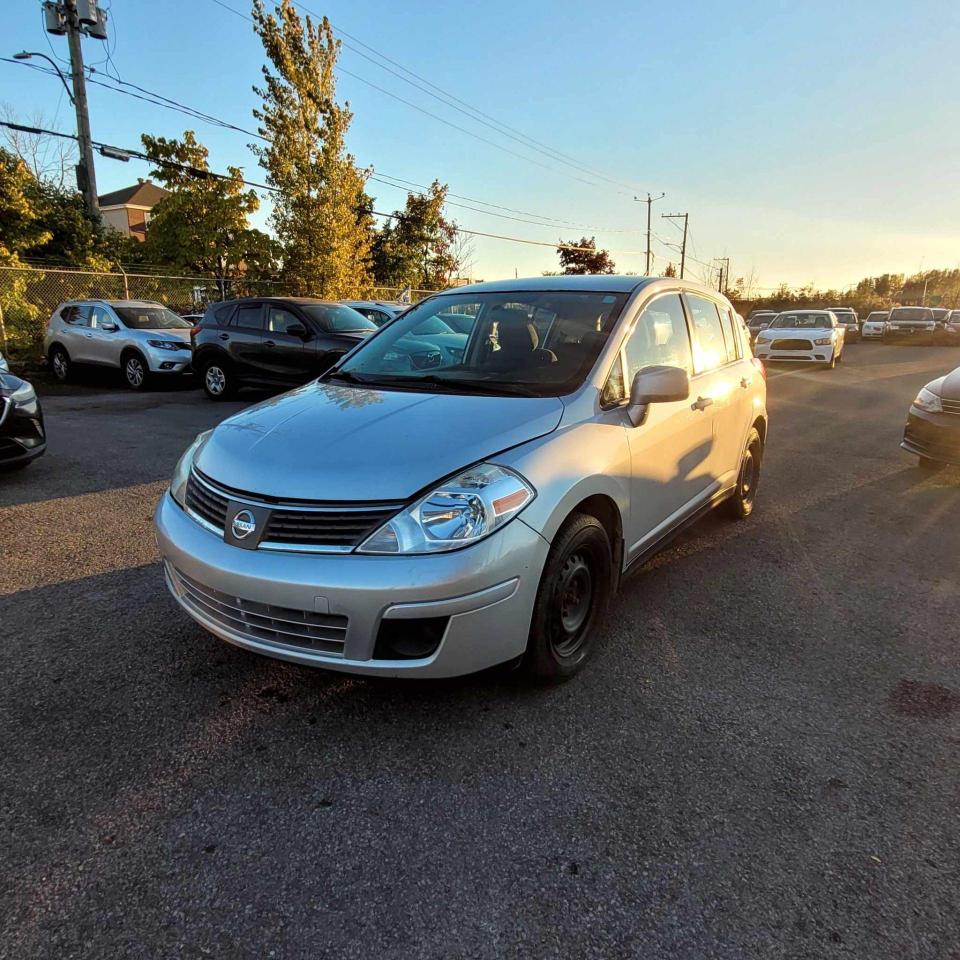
[
  {"left": 123, "top": 352, "right": 149, "bottom": 390},
  {"left": 49, "top": 345, "right": 71, "bottom": 383},
  {"left": 725, "top": 428, "right": 763, "bottom": 520},
  {"left": 522, "top": 513, "right": 613, "bottom": 683},
  {"left": 201, "top": 359, "right": 235, "bottom": 400}
]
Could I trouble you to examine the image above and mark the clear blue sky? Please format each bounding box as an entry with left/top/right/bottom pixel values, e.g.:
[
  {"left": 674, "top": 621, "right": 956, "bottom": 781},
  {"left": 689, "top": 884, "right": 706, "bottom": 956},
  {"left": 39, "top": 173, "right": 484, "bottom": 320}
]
[{"left": 3, "top": 0, "right": 959, "bottom": 291}]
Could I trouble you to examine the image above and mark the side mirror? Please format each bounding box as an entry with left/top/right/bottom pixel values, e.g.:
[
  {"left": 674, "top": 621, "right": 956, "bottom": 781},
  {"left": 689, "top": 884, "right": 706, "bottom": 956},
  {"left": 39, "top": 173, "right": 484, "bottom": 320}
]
[
  {"left": 287, "top": 322, "right": 308, "bottom": 338},
  {"left": 627, "top": 365, "right": 690, "bottom": 427},
  {"left": 100, "top": 321, "right": 118, "bottom": 332}
]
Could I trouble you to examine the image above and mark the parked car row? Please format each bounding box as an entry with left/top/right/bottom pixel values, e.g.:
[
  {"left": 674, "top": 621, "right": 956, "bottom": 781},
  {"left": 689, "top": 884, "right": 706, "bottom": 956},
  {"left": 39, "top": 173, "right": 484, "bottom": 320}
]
[{"left": 747, "top": 305, "right": 960, "bottom": 346}]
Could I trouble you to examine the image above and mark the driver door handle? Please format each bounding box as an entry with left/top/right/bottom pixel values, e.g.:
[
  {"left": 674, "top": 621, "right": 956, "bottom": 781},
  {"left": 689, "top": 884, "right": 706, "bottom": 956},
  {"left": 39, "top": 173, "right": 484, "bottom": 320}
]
[
  {"left": 264, "top": 340, "right": 276, "bottom": 348},
  {"left": 218, "top": 333, "right": 230, "bottom": 341},
  {"left": 740, "top": 377, "right": 751, "bottom": 389},
  {"left": 692, "top": 396, "right": 714, "bottom": 411}
]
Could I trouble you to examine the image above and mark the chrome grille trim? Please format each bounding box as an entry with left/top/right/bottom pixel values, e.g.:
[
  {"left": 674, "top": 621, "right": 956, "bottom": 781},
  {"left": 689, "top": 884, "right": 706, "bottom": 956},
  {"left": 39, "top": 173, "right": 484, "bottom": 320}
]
[
  {"left": 185, "top": 469, "right": 404, "bottom": 552},
  {"left": 170, "top": 564, "right": 348, "bottom": 655},
  {"left": 942, "top": 397, "right": 960, "bottom": 415}
]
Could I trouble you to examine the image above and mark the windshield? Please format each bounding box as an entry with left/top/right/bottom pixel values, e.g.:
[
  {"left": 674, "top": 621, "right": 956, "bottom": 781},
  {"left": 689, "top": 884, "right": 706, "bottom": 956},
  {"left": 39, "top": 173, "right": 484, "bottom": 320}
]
[
  {"left": 300, "top": 304, "right": 377, "bottom": 332},
  {"left": 889, "top": 307, "right": 933, "bottom": 321},
  {"left": 333, "top": 290, "right": 629, "bottom": 397},
  {"left": 865, "top": 312, "right": 888, "bottom": 322},
  {"left": 749, "top": 313, "right": 775, "bottom": 326},
  {"left": 770, "top": 313, "right": 831, "bottom": 329},
  {"left": 115, "top": 306, "right": 190, "bottom": 330}
]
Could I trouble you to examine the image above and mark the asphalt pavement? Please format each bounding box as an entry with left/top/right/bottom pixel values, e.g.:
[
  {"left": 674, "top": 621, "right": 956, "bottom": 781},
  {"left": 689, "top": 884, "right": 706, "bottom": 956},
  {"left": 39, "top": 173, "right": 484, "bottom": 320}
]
[{"left": 2, "top": 345, "right": 959, "bottom": 959}]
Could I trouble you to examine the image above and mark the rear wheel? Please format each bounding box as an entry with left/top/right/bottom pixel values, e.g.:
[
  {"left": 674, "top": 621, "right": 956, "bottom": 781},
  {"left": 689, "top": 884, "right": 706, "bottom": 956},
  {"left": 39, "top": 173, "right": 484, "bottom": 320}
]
[
  {"left": 202, "top": 358, "right": 235, "bottom": 400},
  {"left": 49, "top": 345, "right": 71, "bottom": 383},
  {"left": 725, "top": 428, "right": 763, "bottom": 520},
  {"left": 122, "top": 351, "right": 149, "bottom": 390},
  {"left": 522, "top": 513, "right": 613, "bottom": 682}
]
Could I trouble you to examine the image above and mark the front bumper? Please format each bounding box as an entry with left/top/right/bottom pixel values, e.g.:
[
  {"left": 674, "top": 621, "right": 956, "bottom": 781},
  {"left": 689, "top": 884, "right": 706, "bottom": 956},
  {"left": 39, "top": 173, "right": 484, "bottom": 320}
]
[
  {"left": 901, "top": 407, "right": 960, "bottom": 465},
  {"left": 885, "top": 325, "right": 937, "bottom": 340},
  {"left": 861, "top": 326, "right": 885, "bottom": 339},
  {"left": 754, "top": 342, "right": 834, "bottom": 363},
  {"left": 154, "top": 492, "right": 550, "bottom": 677},
  {"left": 0, "top": 399, "right": 46, "bottom": 467},
  {"left": 144, "top": 346, "right": 193, "bottom": 374}
]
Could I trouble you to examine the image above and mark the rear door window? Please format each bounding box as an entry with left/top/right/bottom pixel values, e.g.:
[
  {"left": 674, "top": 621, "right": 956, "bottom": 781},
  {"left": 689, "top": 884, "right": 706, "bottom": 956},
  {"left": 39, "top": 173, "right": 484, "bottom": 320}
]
[
  {"left": 686, "top": 294, "right": 729, "bottom": 373},
  {"left": 68, "top": 305, "right": 92, "bottom": 326},
  {"left": 232, "top": 303, "right": 264, "bottom": 331},
  {"left": 717, "top": 306, "right": 740, "bottom": 362},
  {"left": 212, "top": 303, "right": 235, "bottom": 325}
]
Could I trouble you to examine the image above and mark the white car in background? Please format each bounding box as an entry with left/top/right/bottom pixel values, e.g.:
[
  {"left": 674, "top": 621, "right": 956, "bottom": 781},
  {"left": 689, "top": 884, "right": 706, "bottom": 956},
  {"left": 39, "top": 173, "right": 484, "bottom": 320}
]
[
  {"left": 0, "top": 351, "right": 8, "bottom": 373},
  {"left": 753, "top": 309, "right": 845, "bottom": 368},
  {"left": 339, "top": 300, "right": 406, "bottom": 326},
  {"left": 861, "top": 310, "right": 889, "bottom": 340}
]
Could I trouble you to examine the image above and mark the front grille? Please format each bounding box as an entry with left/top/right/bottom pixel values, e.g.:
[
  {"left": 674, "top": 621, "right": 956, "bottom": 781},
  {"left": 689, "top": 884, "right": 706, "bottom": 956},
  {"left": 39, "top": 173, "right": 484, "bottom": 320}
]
[
  {"left": 185, "top": 469, "right": 403, "bottom": 551},
  {"left": 941, "top": 397, "right": 960, "bottom": 416},
  {"left": 904, "top": 416, "right": 960, "bottom": 460},
  {"left": 771, "top": 339, "right": 813, "bottom": 351},
  {"left": 169, "top": 564, "right": 348, "bottom": 655}
]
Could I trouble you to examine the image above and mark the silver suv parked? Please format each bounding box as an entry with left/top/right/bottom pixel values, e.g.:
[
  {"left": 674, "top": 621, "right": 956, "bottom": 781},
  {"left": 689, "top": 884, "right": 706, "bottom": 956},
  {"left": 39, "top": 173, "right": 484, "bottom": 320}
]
[
  {"left": 156, "top": 276, "right": 768, "bottom": 682},
  {"left": 44, "top": 300, "right": 193, "bottom": 390}
]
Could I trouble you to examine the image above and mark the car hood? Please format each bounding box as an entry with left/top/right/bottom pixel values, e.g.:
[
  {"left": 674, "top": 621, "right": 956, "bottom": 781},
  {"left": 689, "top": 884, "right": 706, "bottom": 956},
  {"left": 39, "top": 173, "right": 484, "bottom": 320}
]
[
  {"left": 138, "top": 327, "right": 192, "bottom": 342},
  {"left": 761, "top": 326, "right": 832, "bottom": 336},
  {"left": 195, "top": 380, "right": 565, "bottom": 500},
  {"left": 934, "top": 369, "right": 960, "bottom": 400}
]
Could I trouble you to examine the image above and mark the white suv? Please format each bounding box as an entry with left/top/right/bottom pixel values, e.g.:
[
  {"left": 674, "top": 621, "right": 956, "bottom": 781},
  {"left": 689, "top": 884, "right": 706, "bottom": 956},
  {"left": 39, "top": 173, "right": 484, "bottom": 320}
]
[{"left": 44, "top": 300, "right": 194, "bottom": 390}]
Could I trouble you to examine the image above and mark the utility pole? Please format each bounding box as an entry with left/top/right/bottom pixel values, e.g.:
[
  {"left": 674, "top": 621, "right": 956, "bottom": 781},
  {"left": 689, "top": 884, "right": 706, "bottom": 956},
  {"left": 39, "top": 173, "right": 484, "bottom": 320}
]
[
  {"left": 65, "top": 1, "right": 98, "bottom": 217},
  {"left": 25, "top": 0, "right": 108, "bottom": 218},
  {"left": 661, "top": 212, "right": 688, "bottom": 278},
  {"left": 635, "top": 193, "right": 665, "bottom": 276},
  {"left": 714, "top": 257, "right": 730, "bottom": 294}
]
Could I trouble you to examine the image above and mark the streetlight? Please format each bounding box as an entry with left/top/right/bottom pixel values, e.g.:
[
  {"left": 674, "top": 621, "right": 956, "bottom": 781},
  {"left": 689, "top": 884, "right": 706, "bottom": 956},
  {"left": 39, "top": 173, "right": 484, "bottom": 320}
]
[{"left": 13, "top": 51, "right": 75, "bottom": 104}]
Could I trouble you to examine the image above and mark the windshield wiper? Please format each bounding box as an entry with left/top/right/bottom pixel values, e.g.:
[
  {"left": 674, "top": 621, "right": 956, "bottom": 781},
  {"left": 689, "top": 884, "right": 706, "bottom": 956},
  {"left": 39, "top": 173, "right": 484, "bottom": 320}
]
[
  {"left": 325, "top": 369, "right": 370, "bottom": 385},
  {"left": 327, "top": 371, "right": 537, "bottom": 397}
]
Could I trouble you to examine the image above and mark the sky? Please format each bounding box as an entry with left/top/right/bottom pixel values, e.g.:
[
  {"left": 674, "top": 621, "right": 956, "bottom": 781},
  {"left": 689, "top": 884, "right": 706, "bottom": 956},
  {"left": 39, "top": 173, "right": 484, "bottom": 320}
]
[{"left": 3, "top": 0, "right": 960, "bottom": 292}]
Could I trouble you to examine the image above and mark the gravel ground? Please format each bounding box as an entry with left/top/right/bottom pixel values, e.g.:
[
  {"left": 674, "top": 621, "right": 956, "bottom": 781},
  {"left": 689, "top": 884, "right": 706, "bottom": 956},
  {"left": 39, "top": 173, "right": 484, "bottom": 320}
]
[{"left": 2, "top": 345, "right": 959, "bottom": 959}]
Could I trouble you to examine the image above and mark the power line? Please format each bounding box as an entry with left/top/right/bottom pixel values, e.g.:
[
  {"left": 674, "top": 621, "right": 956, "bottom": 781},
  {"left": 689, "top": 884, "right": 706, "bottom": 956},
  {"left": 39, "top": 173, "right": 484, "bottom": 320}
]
[
  {"left": 0, "top": 120, "right": 649, "bottom": 257},
  {"left": 208, "top": 0, "right": 642, "bottom": 194},
  {"left": 3, "top": 54, "right": 647, "bottom": 236}
]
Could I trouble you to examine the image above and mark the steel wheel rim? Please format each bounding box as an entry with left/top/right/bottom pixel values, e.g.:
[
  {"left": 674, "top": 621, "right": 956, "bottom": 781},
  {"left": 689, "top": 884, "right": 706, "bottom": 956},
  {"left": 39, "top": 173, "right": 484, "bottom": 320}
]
[
  {"left": 552, "top": 552, "right": 593, "bottom": 658},
  {"left": 206, "top": 366, "right": 225, "bottom": 395}
]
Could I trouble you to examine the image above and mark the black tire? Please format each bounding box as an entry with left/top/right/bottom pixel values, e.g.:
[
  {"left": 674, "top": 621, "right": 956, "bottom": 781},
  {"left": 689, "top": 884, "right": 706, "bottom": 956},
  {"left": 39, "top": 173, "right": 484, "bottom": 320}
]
[
  {"left": 122, "top": 351, "right": 150, "bottom": 391},
  {"left": 725, "top": 428, "right": 763, "bottom": 520},
  {"left": 918, "top": 456, "right": 944, "bottom": 472},
  {"left": 201, "top": 357, "right": 235, "bottom": 400},
  {"left": 49, "top": 344, "right": 71, "bottom": 383},
  {"left": 522, "top": 513, "right": 613, "bottom": 683}
]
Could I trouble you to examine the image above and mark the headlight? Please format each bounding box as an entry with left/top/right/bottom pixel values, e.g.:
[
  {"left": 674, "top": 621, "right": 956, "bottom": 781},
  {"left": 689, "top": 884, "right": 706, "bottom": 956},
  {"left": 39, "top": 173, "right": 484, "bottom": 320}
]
[
  {"left": 169, "top": 430, "right": 212, "bottom": 507},
  {"left": 756, "top": 334, "right": 770, "bottom": 343},
  {"left": 814, "top": 337, "right": 833, "bottom": 345},
  {"left": 148, "top": 339, "right": 183, "bottom": 351},
  {"left": 0, "top": 374, "right": 37, "bottom": 407},
  {"left": 358, "top": 463, "right": 535, "bottom": 554},
  {"left": 913, "top": 387, "right": 942, "bottom": 414}
]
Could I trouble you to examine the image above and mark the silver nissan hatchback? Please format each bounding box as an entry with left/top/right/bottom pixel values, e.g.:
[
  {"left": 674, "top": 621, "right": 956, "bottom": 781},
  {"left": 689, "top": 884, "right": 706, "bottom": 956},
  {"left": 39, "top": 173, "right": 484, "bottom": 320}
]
[{"left": 155, "top": 276, "right": 768, "bottom": 681}]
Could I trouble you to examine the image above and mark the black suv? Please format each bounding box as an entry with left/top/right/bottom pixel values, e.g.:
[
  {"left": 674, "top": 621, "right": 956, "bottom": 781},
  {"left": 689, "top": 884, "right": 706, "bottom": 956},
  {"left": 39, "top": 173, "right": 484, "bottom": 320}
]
[{"left": 192, "top": 298, "right": 376, "bottom": 399}]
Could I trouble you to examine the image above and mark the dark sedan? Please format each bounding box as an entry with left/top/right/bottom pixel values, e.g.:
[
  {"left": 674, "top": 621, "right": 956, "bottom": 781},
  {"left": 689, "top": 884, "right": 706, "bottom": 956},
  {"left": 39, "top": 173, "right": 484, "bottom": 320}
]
[
  {"left": 901, "top": 364, "right": 960, "bottom": 468},
  {"left": 191, "top": 298, "right": 377, "bottom": 400},
  {"left": 0, "top": 373, "right": 46, "bottom": 470}
]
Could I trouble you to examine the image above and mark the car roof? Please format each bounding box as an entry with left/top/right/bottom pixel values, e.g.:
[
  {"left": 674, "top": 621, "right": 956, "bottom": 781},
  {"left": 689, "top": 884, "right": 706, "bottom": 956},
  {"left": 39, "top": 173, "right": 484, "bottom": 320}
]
[
  {"left": 432, "top": 275, "right": 731, "bottom": 298},
  {"left": 212, "top": 297, "right": 344, "bottom": 307},
  {"left": 61, "top": 299, "right": 167, "bottom": 308}
]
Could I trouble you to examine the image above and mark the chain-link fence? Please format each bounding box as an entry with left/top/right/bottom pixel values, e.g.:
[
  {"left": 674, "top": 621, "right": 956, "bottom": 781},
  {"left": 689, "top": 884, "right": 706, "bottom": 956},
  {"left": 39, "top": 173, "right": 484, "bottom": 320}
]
[{"left": 0, "top": 265, "right": 435, "bottom": 359}]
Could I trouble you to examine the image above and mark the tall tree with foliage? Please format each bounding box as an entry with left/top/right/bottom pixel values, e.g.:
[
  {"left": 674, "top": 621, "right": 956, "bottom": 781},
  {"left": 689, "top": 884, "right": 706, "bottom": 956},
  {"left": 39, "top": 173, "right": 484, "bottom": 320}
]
[
  {"left": 251, "top": 0, "right": 373, "bottom": 298},
  {"left": 371, "top": 181, "right": 461, "bottom": 289},
  {"left": 557, "top": 237, "right": 616, "bottom": 275},
  {"left": 139, "top": 130, "right": 279, "bottom": 296}
]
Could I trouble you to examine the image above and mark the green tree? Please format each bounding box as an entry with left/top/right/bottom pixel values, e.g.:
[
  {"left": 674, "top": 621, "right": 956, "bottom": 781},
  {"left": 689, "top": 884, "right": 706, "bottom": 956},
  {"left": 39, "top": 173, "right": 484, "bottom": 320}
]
[
  {"left": 139, "top": 131, "right": 279, "bottom": 297},
  {"left": 371, "top": 181, "right": 460, "bottom": 289},
  {"left": 662, "top": 262, "right": 677, "bottom": 278},
  {"left": 252, "top": 0, "right": 373, "bottom": 298},
  {"left": 557, "top": 236, "right": 616, "bottom": 275}
]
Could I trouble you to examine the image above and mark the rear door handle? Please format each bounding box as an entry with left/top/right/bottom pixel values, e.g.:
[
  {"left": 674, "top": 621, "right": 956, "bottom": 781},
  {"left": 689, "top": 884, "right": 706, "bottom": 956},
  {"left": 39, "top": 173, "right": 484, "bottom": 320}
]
[
  {"left": 264, "top": 340, "right": 276, "bottom": 348},
  {"left": 218, "top": 333, "right": 229, "bottom": 341},
  {"left": 740, "top": 377, "right": 751, "bottom": 389},
  {"left": 692, "top": 396, "right": 714, "bottom": 411}
]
